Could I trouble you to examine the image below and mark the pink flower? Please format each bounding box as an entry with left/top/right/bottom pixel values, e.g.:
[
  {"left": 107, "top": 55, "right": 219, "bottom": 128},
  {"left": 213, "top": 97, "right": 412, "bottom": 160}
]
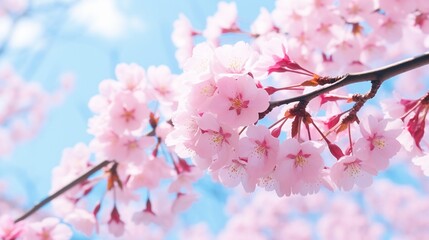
[
  {"left": 127, "top": 156, "right": 174, "bottom": 189},
  {"left": 354, "top": 116, "right": 402, "bottom": 171},
  {"left": 114, "top": 135, "right": 155, "bottom": 163},
  {"left": 251, "top": 7, "right": 277, "bottom": 36},
  {"left": 203, "top": 2, "right": 238, "bottom": 45},
  {"left": 330, "top": 155, "right": 377, "bottom": 191},
  {"left": 172, "top": 14, "right": 195, "bottom": 66},
  {"left": 108, "top": 206, "right": 125, "bottom": 237},
  {"left": 274, "top": 139, "right": 324, "bottom": 196},
  {"left": 212, "top": 41, "right": 258, "bottom": 76},
  {"left": 0, "top": 215, "right": 23, "bottom": 240},
  {"left": 132, "top": 198, "right": 158, "bottom": 225},
  {"left": 64, "top": 209, "right": 96, "bottom": 237},
  {"left": 108, "top": 92, "right": 149, "bottom": 133},
  {"left": 192, "top": 113, "right": 238, "bottom": 170},
  {"left": 115, "top": 63, "right": 146, "bottom": 91},
  {"left": 217, "top": 159, "right": 258, "bottom": 192},
  {"left": 22, "top": 218, "right": 72, "bottom": 240},
  {"left": 147, "top": 65, "right": 178, "bottom": 103},
  {"left": 211, "top": 75, "right": 269, "bottom": 127},
  {"left": 238, "top": 125, "right": 279, "bottom": 178},
  {"left": 171, "top": 192, "right": 199, "bottom": 214}
]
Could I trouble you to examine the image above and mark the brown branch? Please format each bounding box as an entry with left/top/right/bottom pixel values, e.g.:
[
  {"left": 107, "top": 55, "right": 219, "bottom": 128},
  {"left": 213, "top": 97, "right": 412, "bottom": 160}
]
[
  {"left": 261, "top": 52, "right": 429, "bottom": 117},
  {"left": 14, "top": 160, "right": 113, "bottom": 223}
]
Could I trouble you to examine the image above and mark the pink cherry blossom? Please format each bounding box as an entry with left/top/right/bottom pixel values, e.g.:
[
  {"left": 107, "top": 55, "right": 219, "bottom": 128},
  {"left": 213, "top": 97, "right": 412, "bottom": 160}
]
[
  {"left": 107, "top": 206, "right": 125, "bottom": 237},
  {"left": 171, "top": 192, "right": 199, "bottom": 214},
  {"left": 354, "top": 115, "right": 402, "bottom": 171},
  {"left": 64, "top": 209, "right": 96, "bottom": 237},
  {"left": 274, "top": 139, "right": 325, "bottom": 196},
  {"left": 108, "top": 92, "right": 149, "bottom": 133},
  {"left": 210, "top": 75, "right": 269, "bottom": 127},
  {"left": 212, "top": 41, "right": 258, "bottom": 76},
  {"left": 238, "top": 125, "right": 279, "bottom": 178},
  {"left": 21, "top": 218, "right": 72, "bottom": 240},
  {"left": 192, "top": 113, "right": 238, "bottom": 170},
  {"left": 330, "top": 155, "right": 377, "bottom": 191},
  {"left": 115, "top": 63, "right": 146, "bottom": 92},
  {"left": 0, "top": 215, "right": 23, "bottom": 240}
]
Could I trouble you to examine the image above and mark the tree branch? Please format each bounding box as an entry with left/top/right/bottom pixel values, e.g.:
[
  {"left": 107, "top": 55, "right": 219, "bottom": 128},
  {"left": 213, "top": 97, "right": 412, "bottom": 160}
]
[
  {"left": 263, "top": 52, "right": 429, "bottom": 115},
  {"left": 14, "top": 160, "right": 112, "bottom": 223}
]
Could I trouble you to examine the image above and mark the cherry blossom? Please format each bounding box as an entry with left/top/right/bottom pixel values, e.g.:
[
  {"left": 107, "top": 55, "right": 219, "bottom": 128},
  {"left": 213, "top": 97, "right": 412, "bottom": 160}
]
[
  {"left": 210, "top": 75, "right": 269, "bottom": 127},
  {"left": 330, "top": 155, "right": 377, "bottom": 191}
]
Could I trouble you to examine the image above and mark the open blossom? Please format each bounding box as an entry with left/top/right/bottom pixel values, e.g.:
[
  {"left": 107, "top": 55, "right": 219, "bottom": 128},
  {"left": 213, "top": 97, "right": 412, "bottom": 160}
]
[
  {"left": 331, "top": 155, "right": 377, "bottom": 191},
  {"left": 64, "top": 209, "right": 96, "bottom": 237},
  {"left": 203, "top": 2, "right": 238, "bottom": 45},
  {"left": 217, "top": 159, "right": 257, "bottom": 192},
  {"left": 21, "top": 218, "right": 72, "bottom": 240},
  {"left": 212, "top": 41, "right": 258, "bottom": 76},
  {"left": 354, "top": 116, "right": 402, "bottom": 171},
  {"left": 274, "top": 139, "right": 325, "bottom": 196},
  {"left": 115, "top": 63, "right": 145, "bottom": 91},
  {"left": 192, "top": 113, "right": 238, "bottom": 170},
  {"left": 108, "top": 91, "right": 149, "bottom": 133},
  {"left": 239, "top": 125, "right": 279, "bottom": 178},
  {"left": 210, "top": 75, "right": 269, "bottom": 127},
  {"left": 108, "top": 206, "right": 125, "bottom": 237},
  {"left": 0, "top": 215, "right": 23, "bottom": 240}
]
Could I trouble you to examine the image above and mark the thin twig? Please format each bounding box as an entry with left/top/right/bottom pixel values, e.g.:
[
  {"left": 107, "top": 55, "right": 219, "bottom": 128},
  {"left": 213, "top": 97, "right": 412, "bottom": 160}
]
[
  {"left": 14, "top": 160, "right": 112, "bottom": 223},
  {"left": 261, "top": 52, "right": 429, "bottom": 117}
]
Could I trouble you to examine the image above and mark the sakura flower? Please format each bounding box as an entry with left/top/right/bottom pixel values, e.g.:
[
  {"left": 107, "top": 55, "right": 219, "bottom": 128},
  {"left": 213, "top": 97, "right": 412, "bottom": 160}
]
[
  {"left": 354, "top": 116, "right": 402, "bottom": 171},
  {"left": 64, "top": 209, "right": 96, "bottom": 237},
  {"left": 171, "top": 192, "right": 199, "bottom": 214},
  {"left": 108, "top": 92, "right": 149, "bottom": 133},
  {"left": 0, "top": 215, "right": 23, "bottom": 240},
  {"left": 21, "top": 218, "right": 72, "bottom": 240},
  {"left": 146, "top": 65, "right": 178, "bottom": 103},
  {"left": 212, "top": 41, "right": 258, "bottom": 76},
  {"left": 203, "top": 2, "right": 238, "bottom": 45},
  {"left": 339, "top": 0, "right": 375, "bottom": 22},
  {"left": 172, "top": 14, "right": 195, "bottom": 66},
  {"left": 192, "top": 113, "right": 238, "bottom": 170},
  {"left": 251, "top": 7, "right": 277, "bottom": 36},
  {"left": 210, "top": 75, "right": 269, "bottom": 127},
  {"left": 183, "top": 42, "right": 214, "bottom": 77},
  {"left": 238, "top": 125, "right": 279, "bottom": 178},
  {"left": 274, "top": 139, "right": 324, "bottom": 196},
  {"left": 133, "top": 198, "right": 158, "bottom": 225},
  {"left": 218, "top": 159, "right": 257, "bottom": 192},
  {"left": 115, "top": 63, "right": 145, "bottom": 91},
  {"left": 127, "top": 156, "right": 174, "bottom": 190},
  {"left": 330, "top": 155, "right": 377, "bottom": 191},
  {"left": 169, "top": 159, "right": 203, "bottom": 193},
  {"left": 108, "top": 206, "right": 125, "bottom": 237},
  {"left": 107, "top": 135, "right": 155, "bottom": 163}
]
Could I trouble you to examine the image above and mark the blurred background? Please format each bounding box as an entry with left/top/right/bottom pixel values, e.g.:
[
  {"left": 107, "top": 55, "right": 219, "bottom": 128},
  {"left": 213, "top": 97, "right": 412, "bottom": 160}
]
[{"left": 1, "top": 0, "right": 429, "bottom": 239}]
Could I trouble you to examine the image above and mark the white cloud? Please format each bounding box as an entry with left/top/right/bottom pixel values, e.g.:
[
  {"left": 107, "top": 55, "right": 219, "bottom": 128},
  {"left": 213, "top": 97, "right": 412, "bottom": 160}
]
[
  {"left": 9, "top": 19, "right": 43, "bottom": 49},
  {"left": 69, "top": 0, "right": 142, "bottom": 39}
]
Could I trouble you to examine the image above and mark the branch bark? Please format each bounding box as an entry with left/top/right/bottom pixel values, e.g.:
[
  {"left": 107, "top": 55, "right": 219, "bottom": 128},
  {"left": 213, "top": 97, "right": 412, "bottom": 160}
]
[
  {"left": 264, "top": 51, "right": 429, "bottom": 115},
  {"left": 14, "top": 160, "right": 112, "bottom": 223}
]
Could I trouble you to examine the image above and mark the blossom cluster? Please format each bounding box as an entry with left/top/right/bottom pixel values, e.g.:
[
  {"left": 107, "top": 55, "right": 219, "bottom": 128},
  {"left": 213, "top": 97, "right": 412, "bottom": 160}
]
[
  {"left": 179, "top": 179, "right": 429, "bottom": 240},
  {"left": 41, "top": 63, "right": 201, "bottom": 238},
  {"left": 0, "top": 65, "right": 71, "bottom": 157},
  {"left": 168, "top": 0, "right": 429, "bottom": 197},
  {"left": 4, "top": 0, "right": 429, "bottom": 239}
]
